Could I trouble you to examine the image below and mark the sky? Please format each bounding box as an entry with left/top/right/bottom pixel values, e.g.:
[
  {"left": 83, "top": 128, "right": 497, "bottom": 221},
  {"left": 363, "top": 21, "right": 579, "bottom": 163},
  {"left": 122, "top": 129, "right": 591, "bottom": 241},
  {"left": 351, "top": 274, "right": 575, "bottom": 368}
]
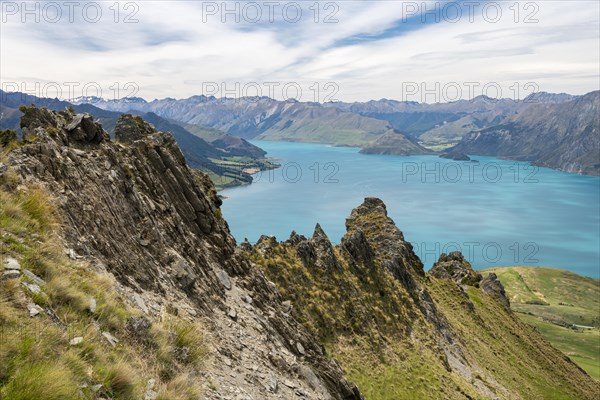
[{"left": 1, "top": 0, "right": 599, "bottom": 102}]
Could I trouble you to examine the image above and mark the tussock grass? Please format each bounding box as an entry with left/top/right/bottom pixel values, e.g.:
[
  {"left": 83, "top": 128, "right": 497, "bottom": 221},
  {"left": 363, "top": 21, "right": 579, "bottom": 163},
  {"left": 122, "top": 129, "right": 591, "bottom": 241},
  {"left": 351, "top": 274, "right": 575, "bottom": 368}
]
[
  {"left": 152, "top": 317, "right": 209, "bottom": 382},
  {"left": 18, "top": 188, "right": 56, "bottom": 232},
  {"left": 155, "top": 373, "right": 201, "bottom": 400},
  {"left": 0, "top": 279, "right": 21, "bottom": 324},
  {"left": 102, "top": 361, "right": 138, "bottom": 399},
  {"left": 1, "top": 362, "right": 79, "bottom": 400},
  {"left": 47, "top": 277, "right": 90, "bottom": 314},
  {"left": 0, "top": 182, "right": 210, "bottom": 398},
  {"left": 171, "top": 320, "right": 207, "bottom": 364}
]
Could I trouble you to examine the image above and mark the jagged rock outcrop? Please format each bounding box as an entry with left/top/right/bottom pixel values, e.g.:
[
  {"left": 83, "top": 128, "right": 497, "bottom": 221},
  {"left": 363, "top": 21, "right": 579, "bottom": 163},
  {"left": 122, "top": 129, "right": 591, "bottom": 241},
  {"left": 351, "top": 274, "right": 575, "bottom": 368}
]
[
  {"left": 64, "top": 113, "right": 107, "bottom": 144},
  {"left": 255, "top": 234, "right": 278, "bottom": 256},
  {"left": 343, "top": 197, "right": 424, "bottom": 290},
  {"left": 20, "top": 107, "right": 109, "bottom": 145},
  {"left": 242, "top": 197, "right": 599, "bottom": 399},
  {"left": 430, "top": 253, "right": 510, "bottom": 310},
  {"left": 340, "top": 228, "right": 373, "bottom": 269},
  {"left": 114, "top": 113, "right": 157, "bottom": 143},
  {"left": 294, "top": 224, "right": 341, "bottom": 272},
  {"left": 8, "top": 106, "right": 362, "bottom": 400},
  {"left": 345, "top": 198, "right": 423, "bottom": 274},
  {"left": 430, "top": 252, "right": 483, "bottom": 287},
  {"left": 480, "top": 272, "right": 510, "bottom": 308}
]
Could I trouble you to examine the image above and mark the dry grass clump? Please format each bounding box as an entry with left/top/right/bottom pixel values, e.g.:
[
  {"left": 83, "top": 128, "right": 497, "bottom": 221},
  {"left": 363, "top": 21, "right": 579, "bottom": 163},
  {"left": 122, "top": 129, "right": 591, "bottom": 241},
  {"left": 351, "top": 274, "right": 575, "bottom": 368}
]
[{"left": 0, "top": 362, "right": 79, "bottom": 400}]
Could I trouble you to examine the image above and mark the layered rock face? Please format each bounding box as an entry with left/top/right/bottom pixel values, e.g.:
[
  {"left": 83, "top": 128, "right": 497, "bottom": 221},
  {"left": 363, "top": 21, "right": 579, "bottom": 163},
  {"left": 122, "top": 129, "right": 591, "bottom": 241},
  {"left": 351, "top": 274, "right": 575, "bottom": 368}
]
[
  {"left": 480, "top": 273, "right": 510, "bottom": 309},
  {"left": 9, "top": 106, "right": 361, "bottom": 400}
]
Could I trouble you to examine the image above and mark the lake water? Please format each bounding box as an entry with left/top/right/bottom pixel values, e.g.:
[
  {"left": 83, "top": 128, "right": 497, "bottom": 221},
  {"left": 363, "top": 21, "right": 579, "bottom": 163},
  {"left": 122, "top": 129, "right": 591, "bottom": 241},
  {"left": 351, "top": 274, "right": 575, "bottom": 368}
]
[{"left": 221, "top": 141, "right": 600, "bottom": 278}]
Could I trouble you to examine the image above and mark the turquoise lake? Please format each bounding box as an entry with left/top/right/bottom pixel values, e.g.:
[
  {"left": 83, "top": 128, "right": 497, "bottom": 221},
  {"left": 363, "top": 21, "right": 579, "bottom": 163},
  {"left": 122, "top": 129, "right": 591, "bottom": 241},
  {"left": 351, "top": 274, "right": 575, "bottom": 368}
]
[{"left": 221, "top": 141, "right": 600, "bottom": 278}]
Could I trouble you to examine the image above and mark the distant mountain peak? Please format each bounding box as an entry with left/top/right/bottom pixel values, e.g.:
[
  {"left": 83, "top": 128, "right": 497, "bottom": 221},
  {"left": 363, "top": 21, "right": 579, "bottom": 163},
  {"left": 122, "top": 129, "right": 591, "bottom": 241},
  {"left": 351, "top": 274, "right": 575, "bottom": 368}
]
[
  {"left": 523, "top": 91, "right": 576, "bottom": 104},
  {"left": 71, "top": 95, "right": 104, "bottom": 103},
  {"left": 72, "top": 96, "right": 148, "bottom": 105}
]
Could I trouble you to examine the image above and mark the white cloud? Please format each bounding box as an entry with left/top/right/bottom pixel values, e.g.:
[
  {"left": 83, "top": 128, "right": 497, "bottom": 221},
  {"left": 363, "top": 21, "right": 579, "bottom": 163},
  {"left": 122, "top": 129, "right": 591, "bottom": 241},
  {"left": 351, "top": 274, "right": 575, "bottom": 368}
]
[{"left": 1, "top": 0, "right": 598, "bottom": 102}]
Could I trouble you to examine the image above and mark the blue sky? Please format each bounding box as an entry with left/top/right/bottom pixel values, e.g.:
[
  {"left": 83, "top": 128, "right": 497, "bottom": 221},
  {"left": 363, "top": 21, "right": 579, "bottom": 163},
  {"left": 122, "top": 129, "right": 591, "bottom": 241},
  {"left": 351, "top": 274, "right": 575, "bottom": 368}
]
[{"left": 1, "top": 0, "right": 599, "bottom": 102}]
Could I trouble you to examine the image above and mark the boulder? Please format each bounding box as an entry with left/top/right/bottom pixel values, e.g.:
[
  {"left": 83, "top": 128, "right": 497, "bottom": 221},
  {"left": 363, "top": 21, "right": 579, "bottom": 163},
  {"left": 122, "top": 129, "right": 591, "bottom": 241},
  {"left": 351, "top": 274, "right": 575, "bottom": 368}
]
[
  {"left": 0, "top": 129, "right": 18, "bottom": 147},
  {"left": 481, "top": 273, "right": 510, "bottom": 308},
  {"left": 114, "top": 114, "right": 157, "bottom": 143},
  {"left": 2, "top": 270, "right": 21, "bottom": 280},
  {"left": 65, "top": 113, "right": 107, "bottom": 144},
  {"left": 102, "top": 331, "right": 119, "bottom": 347},
  {"left": 4, "top": 257, "right": 21, "bottom": 271},
  {"left": 430, "top": 252, "right": 482, "bottom": 287},
  {"left": 215, "top": 268, "right": 232, "bottom": 290},
  {"left": 69, "top": 337, "right": 84, "bottom": 346},
  {"left": 27, "top": 303, "right": 43, "bottom": 317}
]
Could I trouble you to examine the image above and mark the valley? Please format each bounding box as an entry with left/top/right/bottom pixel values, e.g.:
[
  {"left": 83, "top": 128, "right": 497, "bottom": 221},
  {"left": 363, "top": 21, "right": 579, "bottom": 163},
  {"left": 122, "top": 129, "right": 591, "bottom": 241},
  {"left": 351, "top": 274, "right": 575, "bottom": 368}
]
[{"left": 483, "top": 267, "right": 600, "bottom": 380}]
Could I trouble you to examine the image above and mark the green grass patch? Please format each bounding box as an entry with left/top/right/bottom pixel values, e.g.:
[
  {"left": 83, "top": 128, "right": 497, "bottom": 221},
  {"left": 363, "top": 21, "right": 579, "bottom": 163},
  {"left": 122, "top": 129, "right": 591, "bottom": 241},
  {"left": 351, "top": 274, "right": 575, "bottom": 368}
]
[
  {"left": 483, "top": 266, "right": 600, "bottom": 380},
  {"left": 517, "top": 313, "right": 600, "bottom": 380}
]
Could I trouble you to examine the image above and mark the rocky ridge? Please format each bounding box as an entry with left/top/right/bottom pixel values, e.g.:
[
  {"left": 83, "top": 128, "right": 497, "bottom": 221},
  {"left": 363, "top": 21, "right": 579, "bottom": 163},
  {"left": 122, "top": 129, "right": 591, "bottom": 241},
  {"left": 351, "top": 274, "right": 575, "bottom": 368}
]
[
  {"left": 7, "top": 106, "right": 361, "bottom": 399},
  {"left": 0, "top": 90, "right": 277, "bottom": 190},
  {"left": 244, "top": 198, "right": 598, "bottom": 399},
  {"left": 245, "top": 199, "right": 505, "bottom": 398}
]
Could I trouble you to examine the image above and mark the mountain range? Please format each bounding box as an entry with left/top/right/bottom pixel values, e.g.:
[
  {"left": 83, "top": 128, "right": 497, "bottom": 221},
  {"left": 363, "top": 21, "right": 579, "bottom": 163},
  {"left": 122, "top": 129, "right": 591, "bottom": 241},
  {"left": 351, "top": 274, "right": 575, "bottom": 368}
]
[
  {"left": 72, "top": 90, "right": 600, "bottom": 175},
  {"left": 452, "top": 91, "right": 600, "bottom": 174},
  {"left": 3, "top": 89, "right": 599, "bottom": 178},
  {"left": 72, "top": 95, "right": 414, "bottom": 148}
]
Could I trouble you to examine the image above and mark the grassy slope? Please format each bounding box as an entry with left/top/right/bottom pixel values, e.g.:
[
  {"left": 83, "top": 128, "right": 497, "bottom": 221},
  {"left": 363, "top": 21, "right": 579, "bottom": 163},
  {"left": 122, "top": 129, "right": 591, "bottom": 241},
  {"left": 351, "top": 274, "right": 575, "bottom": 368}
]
[
  {"left": 182, "top": 123, "right": 228, "bottom": 142},
  {"left": 418, "top": 116, "right": 479, "bottom": 146},
  {"left": 359, "top": 131, "right": 432, "bottom": 155},
  {"left": 484, "top": 267, "right": 600, "bottom": 380},
  {"left": 256, "top": 106, "right": 390, "bottom": 147},
  {"left": 0, "top": 163, "right": 208, "bottom": 399},
  {"left": 248, "top": 239, "right": 599, "bottom": 399},
  {"left": 247, "top": 246, "right": 483, "bottom": 400},
  {"left": 430, "top": 279, "right": 599, "bottom": 399},
  {"left": 257, "top": 126, "right": 383, "bottom": 147},
  {"left": 518, "top": 314, "right": 600, "bottom": 380}
]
